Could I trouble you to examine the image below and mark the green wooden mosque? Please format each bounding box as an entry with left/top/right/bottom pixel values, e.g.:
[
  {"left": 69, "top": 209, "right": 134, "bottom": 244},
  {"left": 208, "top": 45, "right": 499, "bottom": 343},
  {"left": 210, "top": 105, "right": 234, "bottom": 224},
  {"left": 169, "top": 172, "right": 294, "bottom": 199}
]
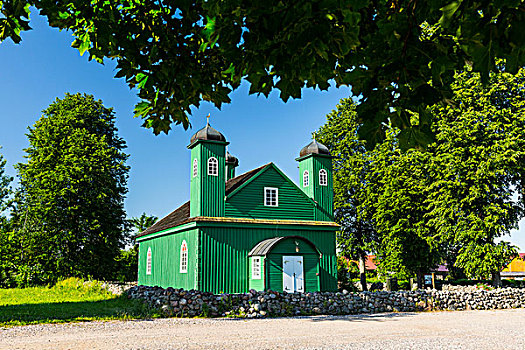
[{"left": 136, "top": 122, "right": 338, "bottom": 293}]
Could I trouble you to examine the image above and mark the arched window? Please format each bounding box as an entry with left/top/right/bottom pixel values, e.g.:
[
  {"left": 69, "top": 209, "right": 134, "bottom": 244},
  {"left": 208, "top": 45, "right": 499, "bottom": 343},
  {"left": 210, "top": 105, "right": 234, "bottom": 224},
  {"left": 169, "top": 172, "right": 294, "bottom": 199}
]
[
  {"left": 192, "top": 158, "right": 198, "bottom": 178},
  {"left": 146, "top": 247, "right": 152, "bottom": 275},
  {"left": 180, "top": 240, "right": 188, "bottom": 273},
  {"left": 319, "top": 169, "right": 328, "bottom": 186},
  {"left": 303, "top": 170, "right": 309, "bottom": 187},
  {"left": 208, "top": 157, "right": 218, "bottom": 176}
]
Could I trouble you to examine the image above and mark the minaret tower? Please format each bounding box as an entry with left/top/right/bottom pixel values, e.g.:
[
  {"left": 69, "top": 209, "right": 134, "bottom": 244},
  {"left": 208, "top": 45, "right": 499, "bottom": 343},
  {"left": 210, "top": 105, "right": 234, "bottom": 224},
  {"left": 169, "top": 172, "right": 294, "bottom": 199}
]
[
  {"left": 225, "top": 151, "right": 239, "bottom": 181},
  {"left": 188, "top": 115, "right": 228, "bottom": 217},
  {"left": 296, "top": 139, "right": 333, "bottom": 221}
]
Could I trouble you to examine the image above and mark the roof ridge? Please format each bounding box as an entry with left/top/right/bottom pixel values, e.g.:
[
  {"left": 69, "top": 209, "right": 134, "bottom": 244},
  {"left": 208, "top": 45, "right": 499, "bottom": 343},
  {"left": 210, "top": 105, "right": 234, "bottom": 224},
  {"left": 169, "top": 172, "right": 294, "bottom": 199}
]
[
  {"left": 225, "top": 163, "right": 271, "bottom": 195},
  {"left": 138, "top": 163, "right": 274, "bottom": 237},
  {"left": 228, "top": 162, "right": 270, "bottom": 180}
]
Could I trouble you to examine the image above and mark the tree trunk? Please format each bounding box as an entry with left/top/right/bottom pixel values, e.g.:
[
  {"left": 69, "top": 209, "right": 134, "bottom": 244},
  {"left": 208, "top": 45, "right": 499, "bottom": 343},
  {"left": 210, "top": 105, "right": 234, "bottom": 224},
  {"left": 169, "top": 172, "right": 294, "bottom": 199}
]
[
  {"left": 416, "top": 270, "right": 424, "bottom": 290},
  {"left": 491, "top": 271, "right": 502, "bottom": 288},
  {"left": 359, "top": 255, "right": 368, "bottom": 291}
]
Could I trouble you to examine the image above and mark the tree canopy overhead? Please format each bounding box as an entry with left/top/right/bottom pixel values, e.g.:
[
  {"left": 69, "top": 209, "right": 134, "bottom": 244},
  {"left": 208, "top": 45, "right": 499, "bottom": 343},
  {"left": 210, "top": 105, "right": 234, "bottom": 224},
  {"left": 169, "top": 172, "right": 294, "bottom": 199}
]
[{"left": 2, "top": 1, "right": 525, "bottom": 148}]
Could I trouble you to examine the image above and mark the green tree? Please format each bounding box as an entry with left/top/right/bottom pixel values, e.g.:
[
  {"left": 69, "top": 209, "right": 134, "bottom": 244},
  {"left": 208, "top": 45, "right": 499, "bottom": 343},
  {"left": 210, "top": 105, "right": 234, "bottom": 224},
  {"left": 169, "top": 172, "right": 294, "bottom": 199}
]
[
  {"left": 2, "top": 1, "right": 525, "bottom": 147},
  {"left": 15, "top": 93, "right": 130, "bottom": 283},
  {"left": 318, "top": 66, "right": 525, "bottom": 286},
  {"left": 114, "top": 213, "right": 158, "bottom": 282},
  {"left": 316, "top": 99, "right": 378, "bottom": 290},
  {"left": 0, "top": 148, "right": 11, "bottom": 215},
  {"left": 0, "top": 149, "right": 16, "bottom": 287},
  {"left": 318, "top": 99, "right": 440, "bottom": 287},
  {"left": 362, "top": 137, "right": 442, "bottom": 284},
  {"left": 426, "top": 66, "right": 525, "bottom": 284},
  {"left": 130, "top": 213, "right": 158, "bottom": 233}
]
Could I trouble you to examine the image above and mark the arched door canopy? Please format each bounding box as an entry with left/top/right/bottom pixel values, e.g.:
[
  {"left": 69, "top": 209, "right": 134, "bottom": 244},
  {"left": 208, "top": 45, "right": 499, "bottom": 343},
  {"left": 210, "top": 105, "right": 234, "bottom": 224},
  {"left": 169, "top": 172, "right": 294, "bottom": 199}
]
[{"left": 248, "top": 236, "right": 321, "bottom": 257}]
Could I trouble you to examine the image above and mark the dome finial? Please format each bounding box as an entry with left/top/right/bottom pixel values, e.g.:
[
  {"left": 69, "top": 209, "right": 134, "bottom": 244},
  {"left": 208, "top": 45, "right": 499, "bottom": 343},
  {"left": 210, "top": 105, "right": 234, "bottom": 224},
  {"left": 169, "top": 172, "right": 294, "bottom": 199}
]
[
  {"left": 299, "top": 139, "right": 331, "bottom": 157},
  {"left": 189, "top": 115, "right": 227, "bottom": 145}
]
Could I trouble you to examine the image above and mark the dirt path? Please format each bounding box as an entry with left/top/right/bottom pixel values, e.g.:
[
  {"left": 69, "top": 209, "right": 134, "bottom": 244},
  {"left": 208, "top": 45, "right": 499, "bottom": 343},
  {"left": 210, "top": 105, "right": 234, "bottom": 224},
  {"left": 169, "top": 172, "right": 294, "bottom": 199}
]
[{"left": 2, "top": 309, "right": 525, "bottom": 349}]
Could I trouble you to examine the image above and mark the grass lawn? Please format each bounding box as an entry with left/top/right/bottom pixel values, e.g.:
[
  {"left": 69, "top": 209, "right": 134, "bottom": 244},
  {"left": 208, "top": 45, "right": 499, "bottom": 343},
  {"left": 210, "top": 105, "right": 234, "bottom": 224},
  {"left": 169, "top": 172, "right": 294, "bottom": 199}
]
[{"left": 0, "top": 278, "right": 160, "bottom": 327}]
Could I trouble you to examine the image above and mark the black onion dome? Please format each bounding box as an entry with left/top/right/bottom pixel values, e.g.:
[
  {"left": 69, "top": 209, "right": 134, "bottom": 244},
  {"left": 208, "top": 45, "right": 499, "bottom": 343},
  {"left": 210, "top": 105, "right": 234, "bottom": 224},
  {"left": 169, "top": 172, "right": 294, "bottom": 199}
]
[
  {"left": 299, "top": 140, "right": 331, "bottom": 157},
  {"left": 190, "top": 124, "right": 227, "bottom": 144},
  {"left": 226, "top": 151, "right": 239, "bottom": 166}
]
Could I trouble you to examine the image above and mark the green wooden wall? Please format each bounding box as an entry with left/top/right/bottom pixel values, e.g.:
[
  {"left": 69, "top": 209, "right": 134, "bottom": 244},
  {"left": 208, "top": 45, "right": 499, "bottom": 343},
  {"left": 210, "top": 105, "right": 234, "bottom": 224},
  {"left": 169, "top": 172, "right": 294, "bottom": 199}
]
[
  {"left": 265, "top": 238, "right": 319, "bottom": 292},
  {"left": 198, "top": 224, "right": 337, "bottom": 293},
  {"left": 225, "top": 165, "right": 315, "bottom": 220},
  {"left": 298, "top": 154, "right": 333, "bottom": 221},
  {"left": 190, "top": 140, "right": 226, "bottom": 217},
  {"left": 226, "top": 162, "right": 236, "bottom": 181},
  {"left": 137, "top": 228, "right": 199, "bottom": 289}
]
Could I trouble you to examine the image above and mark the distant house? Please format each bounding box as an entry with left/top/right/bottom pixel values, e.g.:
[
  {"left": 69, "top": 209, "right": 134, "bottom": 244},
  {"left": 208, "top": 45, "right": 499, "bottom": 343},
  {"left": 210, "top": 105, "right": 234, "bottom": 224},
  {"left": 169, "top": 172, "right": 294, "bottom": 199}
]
[
  {"left": 348, "top": 255, "right": 378, "bottom": 272},
  {"left": 356, "top": 256, "right": 449, "bottom": 278},
  {"left": 501, "top": 253, "right": 525, "bottom": 279},
  {"left": 135, "top": 122, "right": 339, "bottom": 293},
  {"left": 364, "top": 255, "right": 378, "bottom": 271}
]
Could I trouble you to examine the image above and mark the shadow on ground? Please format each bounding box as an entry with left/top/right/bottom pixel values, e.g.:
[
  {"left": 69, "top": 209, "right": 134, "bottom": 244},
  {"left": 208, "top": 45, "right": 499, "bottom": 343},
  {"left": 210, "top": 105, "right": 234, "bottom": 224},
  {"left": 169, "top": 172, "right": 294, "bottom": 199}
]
[
  {"left": 0, "top": 296, "right": 153, "bottom": 327},
  {"left": 302, "top": 312, "right": 417, "bottom": 322}
]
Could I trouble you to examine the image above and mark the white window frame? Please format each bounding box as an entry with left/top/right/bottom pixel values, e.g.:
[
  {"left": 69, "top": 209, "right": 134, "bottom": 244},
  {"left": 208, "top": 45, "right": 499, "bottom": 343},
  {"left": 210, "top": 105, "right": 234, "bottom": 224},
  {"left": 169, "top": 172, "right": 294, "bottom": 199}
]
[
  {"left": 319, "top": 169, "right": 328, "bottom": 186},
  {"left": 264, "top": 187, "right": 278, "bottom": 207},
  {"left": 146, "top": 247, "right": 152, "bottom": 275},
  {"left": 208, "top": 157, "right": 218, "bottom": 176},
  {"left": 252, "top": 257, "right": 262, "bottom": 279},
  {"left": 303, "top": 170, "right": 310, "bottom": 187},
  {"left": 180, "top": 240, "right": 188, "bottom": 273},
  {"left": 192, "top": 158, "right": 198, "bottom": 178}
]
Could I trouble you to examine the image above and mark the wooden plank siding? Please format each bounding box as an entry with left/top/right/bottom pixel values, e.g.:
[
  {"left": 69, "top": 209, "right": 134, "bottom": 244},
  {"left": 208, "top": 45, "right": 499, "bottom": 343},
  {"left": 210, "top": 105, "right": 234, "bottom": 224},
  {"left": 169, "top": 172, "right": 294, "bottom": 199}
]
[
  {"left": 225, "top": 165, "right": 315, "bottom": 220},
  {"left": 198, "top": 225, "right": 337, "bottom": 293},
  {"left": 138, "top": 228, "right": 199, "bottom": 289},
  {"left": 312, "top": 156, "right": 334, "bottom": 221},
  {"left": 190, "top": 141, "right": 226, "bottom": 217},
  {"left": 298, "top": 155, "right": 333, "bottom": 221}
]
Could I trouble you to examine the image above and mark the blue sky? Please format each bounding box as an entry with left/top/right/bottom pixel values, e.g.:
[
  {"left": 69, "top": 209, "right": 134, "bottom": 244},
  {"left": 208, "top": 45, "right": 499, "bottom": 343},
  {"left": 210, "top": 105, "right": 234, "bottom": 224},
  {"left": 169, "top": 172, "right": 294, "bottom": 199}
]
[{"left": 0, "top": 11, "right": 523, "bottom": 251}]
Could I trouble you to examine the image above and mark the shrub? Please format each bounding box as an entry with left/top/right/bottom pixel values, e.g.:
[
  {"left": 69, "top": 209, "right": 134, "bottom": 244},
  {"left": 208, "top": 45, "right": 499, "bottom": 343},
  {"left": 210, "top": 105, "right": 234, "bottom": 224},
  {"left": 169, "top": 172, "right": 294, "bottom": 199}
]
[{"left": 114, "top": 247, "right": 138, "bottom": 282}]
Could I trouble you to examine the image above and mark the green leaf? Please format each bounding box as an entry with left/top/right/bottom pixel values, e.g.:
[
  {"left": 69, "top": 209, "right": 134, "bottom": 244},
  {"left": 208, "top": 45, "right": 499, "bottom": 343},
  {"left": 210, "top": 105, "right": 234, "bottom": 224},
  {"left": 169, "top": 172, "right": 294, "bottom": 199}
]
[
  {"left": 203, "top": 16, "right": 216, "bottom": 40},
  {"left": 439, "top": 1, "right": 462, "bottom": 28},
  {"left": 136, "top": 73, "right": 148, "bottom": 89},
  {"left": 77, "top": 32, "right": 91, "bottom": 56}
]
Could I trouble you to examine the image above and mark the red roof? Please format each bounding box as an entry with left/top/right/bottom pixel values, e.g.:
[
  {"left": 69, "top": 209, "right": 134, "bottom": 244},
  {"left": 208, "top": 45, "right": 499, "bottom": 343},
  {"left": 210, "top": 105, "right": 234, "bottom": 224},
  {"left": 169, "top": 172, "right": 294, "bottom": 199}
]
[{"left": 365, "top": 255, "right": 377, "bottom": 270}]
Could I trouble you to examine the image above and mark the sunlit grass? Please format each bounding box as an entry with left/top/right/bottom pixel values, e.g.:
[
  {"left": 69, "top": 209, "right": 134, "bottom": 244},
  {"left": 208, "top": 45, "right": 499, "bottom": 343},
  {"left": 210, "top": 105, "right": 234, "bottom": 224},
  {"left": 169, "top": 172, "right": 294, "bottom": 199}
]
[{"left": 0, "top": 278, "right": 160, "bottom": 327}]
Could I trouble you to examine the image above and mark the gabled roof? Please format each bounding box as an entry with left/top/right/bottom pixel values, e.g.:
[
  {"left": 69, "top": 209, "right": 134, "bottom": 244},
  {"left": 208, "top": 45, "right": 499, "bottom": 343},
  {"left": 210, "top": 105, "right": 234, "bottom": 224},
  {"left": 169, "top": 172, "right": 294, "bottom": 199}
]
[
  {"left": 225, "top": 162, "right": 316, "bottom": 207},
  {"left": 137, "top": 164, "right": 270, "bottom": 237},
  {"left": 225, "top": 163, "right": 270, "bottom": 195},
  {"left": 138, "top": 201, "right": 190, "bottom": 237}
]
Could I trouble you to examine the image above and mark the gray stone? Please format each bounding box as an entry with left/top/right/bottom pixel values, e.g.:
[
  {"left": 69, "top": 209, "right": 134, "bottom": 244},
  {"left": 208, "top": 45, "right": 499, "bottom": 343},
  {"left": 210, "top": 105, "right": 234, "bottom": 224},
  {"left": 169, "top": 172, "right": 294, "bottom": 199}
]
[{"left": 127, "top": 284, "right": 525, "bottom": 320}]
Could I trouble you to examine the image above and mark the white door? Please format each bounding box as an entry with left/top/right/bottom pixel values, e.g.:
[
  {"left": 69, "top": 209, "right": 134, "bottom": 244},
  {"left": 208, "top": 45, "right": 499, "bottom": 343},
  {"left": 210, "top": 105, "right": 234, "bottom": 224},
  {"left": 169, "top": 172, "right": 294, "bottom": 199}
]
[
  {"left": 283, "top": 256, "right": 294, "bottom": 292},
  {"left": 282, "top": 256, "right": 304, "bottom": 292}
]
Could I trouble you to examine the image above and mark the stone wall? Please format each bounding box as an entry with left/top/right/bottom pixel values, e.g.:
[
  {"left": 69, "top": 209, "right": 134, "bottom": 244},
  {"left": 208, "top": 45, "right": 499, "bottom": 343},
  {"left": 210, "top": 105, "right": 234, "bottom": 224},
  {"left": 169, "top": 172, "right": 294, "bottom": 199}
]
[
  {"left": 126, "top": 285, "right": 525, "bottom": 318},
  {"left": 101, "top": 281, "right": 137, "bottom": 295},
  {"left": 431, "top": 287, "right": 525, "bottom": 310}
]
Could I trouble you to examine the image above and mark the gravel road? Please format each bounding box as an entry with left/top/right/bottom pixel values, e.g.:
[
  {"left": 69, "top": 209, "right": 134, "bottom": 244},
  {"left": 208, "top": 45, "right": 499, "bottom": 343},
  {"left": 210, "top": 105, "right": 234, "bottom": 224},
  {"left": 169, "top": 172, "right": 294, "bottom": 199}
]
[{"left": 2, "top": 309, "right": 525, "bottom": 350}]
